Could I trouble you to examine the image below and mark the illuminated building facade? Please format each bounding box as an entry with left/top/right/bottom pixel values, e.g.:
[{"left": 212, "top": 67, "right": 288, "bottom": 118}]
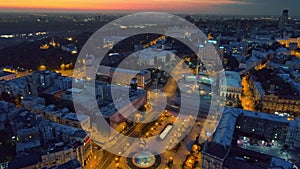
[
  {"left": 261, "top": 94, "right": 300, "bottom": 117},
  {"left": 249, "top": 76, "right": 300, "bottom": 117},
  {"left": 220, "top": 71, "right": 242, "bottom": 99},
  {"left": 0, "top": 71, "right": 16, "bottom": 81}
]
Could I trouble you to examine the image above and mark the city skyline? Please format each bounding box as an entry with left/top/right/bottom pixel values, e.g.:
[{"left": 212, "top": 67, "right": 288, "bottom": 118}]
[
  {"left": 1, "top": 2, "right": 300, "bottom": 168},
  {"left": 1, "top": 0, "right": 300, "bottom": 17}
]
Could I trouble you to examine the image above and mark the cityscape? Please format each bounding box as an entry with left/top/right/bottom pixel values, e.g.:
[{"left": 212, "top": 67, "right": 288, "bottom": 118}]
[{"left": 0, "top": 1, "right": 300, "bottom": 169}]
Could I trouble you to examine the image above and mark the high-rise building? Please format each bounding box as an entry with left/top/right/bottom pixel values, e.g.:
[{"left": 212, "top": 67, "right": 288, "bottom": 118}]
[{"left": 279, "top": 9, "right": 289, "bottom": 30}]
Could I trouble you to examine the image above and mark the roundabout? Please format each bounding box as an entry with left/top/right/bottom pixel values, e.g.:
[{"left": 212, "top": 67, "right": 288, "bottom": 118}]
[{"left": 127, "top": 152, "right": 161, "bottom": 169}]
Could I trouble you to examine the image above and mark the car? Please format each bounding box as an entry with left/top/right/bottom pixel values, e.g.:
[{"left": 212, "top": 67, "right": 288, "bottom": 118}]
[{"left": 93, "top": 145, "right": 101, "bottom": 150}]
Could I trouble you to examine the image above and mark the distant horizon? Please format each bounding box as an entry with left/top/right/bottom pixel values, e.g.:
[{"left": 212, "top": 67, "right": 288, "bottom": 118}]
[
  {"left": 1, "top": 1, "right": 300, "bottom": 17},
  {"left": 0, "top": 7, "right": 297, "bottom": 18}
]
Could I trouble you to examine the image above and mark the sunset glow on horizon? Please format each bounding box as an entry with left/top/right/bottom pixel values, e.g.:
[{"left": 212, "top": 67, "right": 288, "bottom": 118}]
[
  {"left": 0, "top": 0, "right": 250, "bottom": 12},
  {"left": 2, "top": 0, "right": 298, "bottom": 16}
]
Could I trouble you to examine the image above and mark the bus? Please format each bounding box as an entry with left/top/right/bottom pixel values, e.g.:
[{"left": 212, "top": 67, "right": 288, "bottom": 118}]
[{"left": 157, "top": 124, "right": 173, "bottom": 141}]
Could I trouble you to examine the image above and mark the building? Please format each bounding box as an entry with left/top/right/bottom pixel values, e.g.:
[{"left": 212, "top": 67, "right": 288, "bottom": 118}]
[
  {"left": 60, "top": 113, "right": 91, "bottom": 130},
  {"left": 201, "top": 107, "right": 300, "bottom": 169},
  {"left": 11, "top": 139, "right": 91, "bottom": 169},
  {"left": 285, "top": 57, "right": 300, "bottom": 69},
  {"left": 53, "top": 76, "right": 72, "bottom": 90},
  {"left": 0, "top": 100, "right": 92, "bottom": 169},
  {"left": 8, "top": 119, "right": 90, "bottom": 169},
  {"left": 10, "top": 120, "right": 92, "bottom": 169},
  {"left": 249, "top": 75, "right": 300, "bottom": 117},
  {"left": 291, "top": 71, "right": 300, "bottom": 83},
  {"left": 277, "top": 38, "right": 300, "bottom": 49},
  {"left": 229, "top": 41, "right": 248, "bottom": 56},
  {"left": 110, "top": 68, "right": 152, "bottom": 89},
  {"left": 16, "top": 128, "right": 41, "bottom": 153},
  {"left": 22, "top": 96, "right": 46, "bottom": 110},
  {"left": 97, "top": 66, "right": 152, "bottom": 89},
  {"left": 102, "top": 36, "right": 126, "bottom": 49},
  {"left": 25, "top": 103, "right": 91, "bottom": 130},
  {"left": 0, "top": 71, "right": 16, "bottom": 81},
  {"left": 62, "top": 83, "right": 147, "bottom": 138},
  {"left": 252, "top": 81, "right": 264, "bottom": 103},
  {"left": 245, "top": 56, "right": 262, "bottom": 70},
  {"left": 279, "top": 10, "right": 289, "bottom": 30},
  {"left": 165, "top": 26, "right": 199, "bottom": 42},
  {"left": 254, "top": 34, "right": 275, "bottom": 46},
  {"left": 83, "top": 54, "right": 95, "bottom": 81},
  {"left": 95, "top": 86, "right": 147, "bottom": 136},
  {"left": 220, "top": 71, "right": 242, "bottom": 99},
  {"left": 136, "top": 48, "right": 176, "bottom": 66},
  {"left": 61, "top": 44, "right": 78, "bottom": 54},
  {"left": 261, "top": 93, "right": 300, "bottom": 117},
  {"left": 0, "top": 71, "right": 72, "bottom": 99},
  {"left": 47, "top": 158, "right": 82, "bottom": 169},
  {"left": 0, "top": 76, "right": 31, "bottom": 98}
]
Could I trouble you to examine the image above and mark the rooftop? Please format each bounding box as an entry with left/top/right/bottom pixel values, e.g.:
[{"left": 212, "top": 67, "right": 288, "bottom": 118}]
[
  {"left": 221, "top": 71, "right": 242, "bottom": 88},
  {"left": 224, "top": 147, "right": 288, "bottom": 169},
  {"left": 51, "top": 123, "right": 78, "bottom": 136},
  {"left": 212, "top": 108, "right": 239, "bottom": 146},
  {"left": 16, "top": 139, "right": 41, "bottom": 152},
  {"left": 63, "top": 113, "right": 89, "bottom": 122},
  {"left": 9, "top": 153, "right": 41, "bottom": 169},
  {"left": 111, "top": 67, "right": 151, "bottom": 75},
  {"left": 254, "top": 81, "right": 265, "bottom": 97},
  {"left": 270, "top": 157, "right": 294, "bottom": 169},
  {"left": 138, "top": 48, "right": 174, "bottom": 60},
  {"left": 99, "top": 85, "right": 146, "bottom": 116}
]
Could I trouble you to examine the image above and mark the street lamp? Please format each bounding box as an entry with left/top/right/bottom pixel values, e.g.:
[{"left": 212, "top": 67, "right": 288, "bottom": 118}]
[{"left": 168, "top": 157, "right": 174, "bottom": 168}]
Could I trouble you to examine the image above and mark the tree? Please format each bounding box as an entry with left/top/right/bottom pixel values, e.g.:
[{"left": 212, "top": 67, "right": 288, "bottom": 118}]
[
  {"left": 1, "top": 92, "right": 13, "bottom": 102},
  {"left": 270, "top": 41, "right": 283, "bottom": 50},
  {"left": 185, "top": 15, "right": 194, "bottom": 23}
]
